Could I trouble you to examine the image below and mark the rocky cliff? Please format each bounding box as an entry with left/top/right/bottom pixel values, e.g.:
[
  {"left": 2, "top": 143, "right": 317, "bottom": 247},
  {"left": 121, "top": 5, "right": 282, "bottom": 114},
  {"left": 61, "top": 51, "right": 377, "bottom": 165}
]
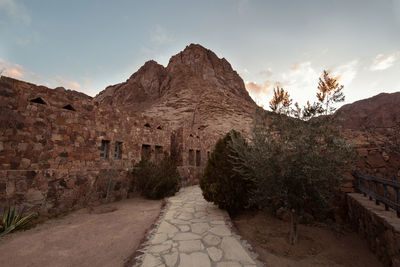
[
  {"left": 336, "top": 92, "right": 400, "bottom": 131},
  {"left": 94, "top": 44, "right": 258, "bottom": 135},
  {"left": 336, "top": 92, "right": 400, "bottom": 176}
]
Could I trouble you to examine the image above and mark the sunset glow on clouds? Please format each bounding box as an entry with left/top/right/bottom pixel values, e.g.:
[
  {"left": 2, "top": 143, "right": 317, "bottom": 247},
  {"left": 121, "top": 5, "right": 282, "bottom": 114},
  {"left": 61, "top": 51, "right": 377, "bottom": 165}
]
[
  {"left": 244, "top": 58, "right": 378, "bottom": 108},
  {"left": 0, "top": 58, "right": 37, "bottom": 80},
  {"left": 0, "top": 58, "right": 82, "bottom": 92},
  {"left": 53, "top": 76, "right": 81, "bottom": 91},
  {"left": 3, "top": 67, "right": 23, "bottom": 79}
]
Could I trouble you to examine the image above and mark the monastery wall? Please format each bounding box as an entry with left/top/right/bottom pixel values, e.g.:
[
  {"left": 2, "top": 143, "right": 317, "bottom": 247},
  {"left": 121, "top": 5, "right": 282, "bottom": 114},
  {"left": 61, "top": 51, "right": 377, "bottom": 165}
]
[
  {"left": 0, "top": 77, "right": 212, "bottom": 215},
  {"left": 171, "top": 127, "right": 218, "bottom": 185}
]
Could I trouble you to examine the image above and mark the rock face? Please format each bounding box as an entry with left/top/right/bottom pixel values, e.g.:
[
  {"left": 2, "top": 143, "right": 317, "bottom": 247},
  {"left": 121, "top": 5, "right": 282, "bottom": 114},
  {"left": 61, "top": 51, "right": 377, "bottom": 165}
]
[
  {"left": 95, "top": 44, "right": 258, "bottom": 135},
  {"left": 336, "top": 92, "right": 400, "bottom": 176},
  {"left": 94, "top": 60, "right": 167, "bottom": 110},
  {"left": 336, "top": 92, "right": 400, "bottom": 131}
]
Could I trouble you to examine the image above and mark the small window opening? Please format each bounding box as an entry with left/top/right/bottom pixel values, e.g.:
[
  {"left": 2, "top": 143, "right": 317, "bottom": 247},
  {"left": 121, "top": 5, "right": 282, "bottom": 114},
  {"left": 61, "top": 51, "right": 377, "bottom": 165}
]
[
  {"left": 114, "top": 141, "right": 122, "bottom": 159},
  {"left": 156, "top": 125, "right": 162, "bottom": 130},
  {"left": 144, "top": 123, "right": 151, "bottom": 128},
  {"left": 30, "top": 97, "right": 46, "bottom": 105},
  {"left": 100, "top": 140, "right": 110, "bottom": 159},
  {"left": 189, "top": 149, "right": 195, "bottom": 166},
  {"left": 207, "top": 151, "right": 211, "bottom": 159},
  {"left": 155, "top": 145, "right": 163, "bottom": 161},
  {"left": 196, "top": 150, "right": 201, "bottom": 166},
  {"left": 189, "top": 134, "right": 193, "bottom": 137},
  {"left": 62, "top": 104, "right": 75, "bottom": 111},
  {"left": 141, "top": 144, "right": 152, "bottom": 160}
]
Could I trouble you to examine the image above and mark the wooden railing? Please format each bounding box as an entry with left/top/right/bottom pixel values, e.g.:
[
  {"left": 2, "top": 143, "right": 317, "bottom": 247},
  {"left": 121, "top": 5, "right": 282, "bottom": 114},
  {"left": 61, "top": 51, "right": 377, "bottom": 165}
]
[{"left": 354, "top": 172, "right": 400, "bottom": 217}]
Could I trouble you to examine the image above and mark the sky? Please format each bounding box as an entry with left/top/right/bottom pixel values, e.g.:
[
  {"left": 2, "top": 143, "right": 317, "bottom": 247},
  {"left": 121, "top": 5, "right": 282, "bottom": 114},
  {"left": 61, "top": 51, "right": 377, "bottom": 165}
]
[{"left": 1, "top": 0, "right": 400, "bottom": 109}]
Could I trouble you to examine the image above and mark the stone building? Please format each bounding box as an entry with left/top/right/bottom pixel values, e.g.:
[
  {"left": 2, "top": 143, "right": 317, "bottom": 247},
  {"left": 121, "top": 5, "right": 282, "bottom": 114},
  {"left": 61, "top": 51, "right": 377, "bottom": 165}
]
[{"left": 0, "top": 76, "right": 217, "bottom": 215}]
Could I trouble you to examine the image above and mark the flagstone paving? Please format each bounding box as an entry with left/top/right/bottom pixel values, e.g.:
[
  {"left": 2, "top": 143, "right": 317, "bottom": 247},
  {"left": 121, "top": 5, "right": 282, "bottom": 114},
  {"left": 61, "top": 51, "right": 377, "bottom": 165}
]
[{"left": 134, "top": 186, "right": 263, "bottom": 267}]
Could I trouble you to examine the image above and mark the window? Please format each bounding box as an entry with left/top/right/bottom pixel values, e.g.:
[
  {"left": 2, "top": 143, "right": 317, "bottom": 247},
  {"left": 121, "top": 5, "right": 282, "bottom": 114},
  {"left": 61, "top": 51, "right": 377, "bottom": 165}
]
[
  {"left": 207, "top": 151, "right": 210, "bottom": 159},
  {"left": 141, "top": 144, "right": 151, "bottom": 160},
  {"left": 144, "top": 123, "right": 151, "bottom": 128},
  {"left": 62, "top": 104, "right": 75, "bottom": 111},
  {"left": 189, "top": 149, "right": 195, "bottom": 166},
  {"left": 30, "top": 97, "right": 46, "bottom": 105},
  {"left": 100, "top": 140, "right": 110, "bottom": 159},
  {"left": 114, "top": 141, "right": 122, "bottom": 159},
  {"left": 196, "top": 150, "right": 201, "bottom": 166},
  {"left": 155, "top": 145, "right": 163, "bottom": 161},
  {"left": 156, "top": 125, "right": 162, "bottom": 130}
]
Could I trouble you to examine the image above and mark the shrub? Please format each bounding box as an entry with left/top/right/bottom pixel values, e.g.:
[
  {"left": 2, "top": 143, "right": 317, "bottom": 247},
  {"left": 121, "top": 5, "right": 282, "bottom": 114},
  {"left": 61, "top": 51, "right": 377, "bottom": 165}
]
[
  {"left": 229, "top": 71, "right": 356, "bottom": 244},
  {"left": 200, "top": 130, "right": 253, "bottom": 216},
  {"left": 1, "top": 206, "right": 38, "bottom": 236},
  {"left": 132, "top": 153, "right": 181, "bottom": 199}
]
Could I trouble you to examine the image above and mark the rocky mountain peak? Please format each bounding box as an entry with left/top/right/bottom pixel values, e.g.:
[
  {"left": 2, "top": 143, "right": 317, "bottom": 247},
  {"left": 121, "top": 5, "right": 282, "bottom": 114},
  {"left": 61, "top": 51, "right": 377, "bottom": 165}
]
[
  {"left": 165, "top": 43, "right": 252, "bottom": 102},
  {"left": 94, "top": 44, "right": 258, "bottom": 134},
  {"left": 130, "top": 59, "right": 165, "bottom": 79},
  {"left": 168, "top": 44, "right": 228, "bottom": 71}
]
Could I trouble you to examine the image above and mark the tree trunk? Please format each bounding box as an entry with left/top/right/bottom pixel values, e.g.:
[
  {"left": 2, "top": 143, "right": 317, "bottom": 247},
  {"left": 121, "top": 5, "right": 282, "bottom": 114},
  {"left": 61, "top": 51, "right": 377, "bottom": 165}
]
[{"left": 289, "top": 209, "right": 298, "bottom": 245}]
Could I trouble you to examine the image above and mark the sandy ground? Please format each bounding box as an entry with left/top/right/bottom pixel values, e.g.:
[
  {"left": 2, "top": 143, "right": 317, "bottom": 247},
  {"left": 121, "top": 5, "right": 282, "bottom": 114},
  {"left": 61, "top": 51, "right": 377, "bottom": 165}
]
[
  {"left": 233, "top": 210, "right": 383, "bottom": 267},
  {"left": 0, "top": 198, "right": 162, "bottom": 267}
]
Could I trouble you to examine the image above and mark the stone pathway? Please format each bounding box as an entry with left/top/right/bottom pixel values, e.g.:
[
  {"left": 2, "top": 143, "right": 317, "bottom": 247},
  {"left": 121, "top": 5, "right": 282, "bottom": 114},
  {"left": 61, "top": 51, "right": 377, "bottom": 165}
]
[{"left": 134, "top": 186, "right": 263, "bottom": 267}]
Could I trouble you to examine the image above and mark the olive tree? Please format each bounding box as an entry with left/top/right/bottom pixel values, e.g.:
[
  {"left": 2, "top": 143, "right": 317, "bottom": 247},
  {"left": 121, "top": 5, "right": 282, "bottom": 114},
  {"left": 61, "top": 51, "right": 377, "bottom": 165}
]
[{"left": 230, "top": 70, "right": 355, "bottom": 244}]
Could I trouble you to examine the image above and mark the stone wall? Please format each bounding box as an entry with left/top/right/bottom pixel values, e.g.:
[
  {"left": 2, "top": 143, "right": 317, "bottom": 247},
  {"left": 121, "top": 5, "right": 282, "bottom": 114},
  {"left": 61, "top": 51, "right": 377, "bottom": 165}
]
[
  {"left": 347, "top": 193, "right": 400, "bottom": 266},
  {"left": 344, "top": 130, "right": 400, "bottom": 177},
  {"left": 0, "top": 76, "right": 220, "bottom": 215},
  {"left": 339, "top": 130, "right": 400, "bottom": 194},
  {"left": 0, "top": 77, "right": 173, "bottom": 215},
  {"left": 171, "top": 127, "right": 218, "bottom": 185}
]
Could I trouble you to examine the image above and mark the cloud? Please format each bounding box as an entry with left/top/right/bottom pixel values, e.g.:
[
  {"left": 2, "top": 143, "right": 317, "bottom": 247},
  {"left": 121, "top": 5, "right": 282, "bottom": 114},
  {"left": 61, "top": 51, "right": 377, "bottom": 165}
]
[
  {"left": 245, "top": 80, "right": 276, "bottom": 108},
  {"left": 331, "top": 60, "right": 358, "bottom": 87},
  {"left": 0, "top": 58, "right": 96, "bottom": 97},
  {"left": 245, "top": 58, "right": 361, "bottom": 109},
  {"left": 150, "top": 25, "right": 174, "bottom": 45},
  {"left": 245, "top": 81, "right": 273, "bottom": 95},
  {"left": 258, "top": 68, "right": 273, "bottom": 78},
  {"left": 370, "top": 51, "right": 400, "bottom": 71},
  {"left": 4, "top": 67, "right": 23, "bottom": 78},
  {"left": 244, "top": 62, "right": 319, "bottom": 108},
  {"left": 0, "top": 58, "right": 83, "bottom": 92},
  {"left": 0, "top": 58, "right": 39, "bottom": 81},
  {"left": 0, "top": 0, "right": 31, "bottom": 24},
  {"left": 52, "top": 76, "right": 81, "bottom": 91},
  {"left": 281, "top": 61, "right": 319, "bottom": 90},
  {"left": 80, "top": 76, "right": 98, "bottom": 97}
]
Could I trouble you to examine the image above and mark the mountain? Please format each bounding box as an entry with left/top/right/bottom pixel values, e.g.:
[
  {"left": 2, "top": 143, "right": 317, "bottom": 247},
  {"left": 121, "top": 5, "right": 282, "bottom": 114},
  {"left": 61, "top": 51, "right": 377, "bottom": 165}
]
[
  {"left": 336, "top": 92, "right": 400, "bottom": 176},
  {"left": 94, "top": 44, "right": 258, "bottom": 135},
  {"left": 336, "top": 92, "right": 400, "bottom": 131}
]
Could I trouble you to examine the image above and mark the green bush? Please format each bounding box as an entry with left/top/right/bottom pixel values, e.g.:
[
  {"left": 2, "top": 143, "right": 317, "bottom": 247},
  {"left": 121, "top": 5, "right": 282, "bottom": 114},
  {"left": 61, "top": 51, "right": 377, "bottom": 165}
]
[
  {"left": 200, "top": 130, "right": 253, "bottom": 216},
  {"left": 1, "top": 206, "right": 38, "bottom": 236},
  {"left": 229, "top": 72, "right": 356, "bottom": 244},
  {"left": 133, "top": 153, "right": 181, "bottom": 199}
]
